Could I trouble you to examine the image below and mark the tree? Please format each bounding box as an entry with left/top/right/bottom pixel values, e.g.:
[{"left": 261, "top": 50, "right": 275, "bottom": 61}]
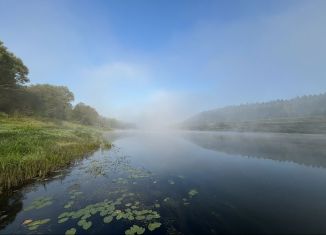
[
  {"left": 72, "top": 102, "right": 99, "bottom": 126},
  {"left": 26, "top": 84, "right": 74, "bottom": 119},
  {"left": 0, "top": 40, "right": 29, "bottom": 113}
]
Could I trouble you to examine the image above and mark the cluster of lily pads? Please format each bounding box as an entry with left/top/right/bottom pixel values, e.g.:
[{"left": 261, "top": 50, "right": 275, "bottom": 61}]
[
  {"left": 24, "top": 196, "right": 53, "bottom": 211},
  {"left": 57, "top": 190, "right": 161, "bottom": 235},
  {"left": 21, "top": 151, "right": 206, "bottom": 234}
]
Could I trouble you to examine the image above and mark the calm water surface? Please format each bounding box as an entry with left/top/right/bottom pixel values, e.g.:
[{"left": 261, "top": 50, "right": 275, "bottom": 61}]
[{"left": 1, "top": 131, "right": 326, "bottom": 234}]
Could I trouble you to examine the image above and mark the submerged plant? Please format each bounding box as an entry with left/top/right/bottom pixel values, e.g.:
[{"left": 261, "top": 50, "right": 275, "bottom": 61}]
[{"left": 24, "top": 196, "right": 53, "bottom": 211}]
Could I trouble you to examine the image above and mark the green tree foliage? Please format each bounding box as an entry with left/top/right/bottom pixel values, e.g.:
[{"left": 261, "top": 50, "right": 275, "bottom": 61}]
[
  {"left": 0, "top": 40, "right": 132, "bottom": 129},
  {"left": 26, "top": 85, "right": 74, "bottom": 119},
  {"left": 72, "top": 103, "right": 100, "bottom": 126},
  {"left": 0, "top": 40, "right": 29, "bottom": 113},
  {"left": 182, "top": 93, "right": 326, "bottom": 132}
]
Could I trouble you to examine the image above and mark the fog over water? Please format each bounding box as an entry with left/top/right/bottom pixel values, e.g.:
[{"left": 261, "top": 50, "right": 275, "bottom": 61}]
[{"left": 1, "top": 1, "right": 326, "bottom": 126}]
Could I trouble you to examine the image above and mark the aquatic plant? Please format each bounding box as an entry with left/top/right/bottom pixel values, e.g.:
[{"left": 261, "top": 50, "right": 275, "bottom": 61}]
[
  {"left": 148, "top": 222, "right": 161, "bottom": 231},
  {"left": 163, "top": 197, "right": 170, "bottom": 202},
  {"left": 125, "top": 225, "right": 145, "bottom": 235},
  {"left": 65, "top": 228, "right": 76, "bottom": 235},
  {"left": 64, "top": 201, "right": 74, "bottom": 209},
  {"left": 188, "top": 189, "right": 198, "bottom": 198},
  {"left": 24, "top": 196, "right": 53, "bottom": 211},
  {"left": 103, "top": 215, "right": 113, "bottom": 223},
  {"left": 25, "top": 218, "right": 50, "bottom": 230}
]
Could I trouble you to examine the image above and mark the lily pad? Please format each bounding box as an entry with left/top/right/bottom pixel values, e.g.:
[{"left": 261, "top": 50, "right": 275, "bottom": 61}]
[
  {"left": 125, "top": 225, "right": 145, "bottom": 235},
  {"left": 65, "top": 228, "right": 76, "bottom": 235},
  {"left": 58, "top": 212, "right": 70, "bottom": 219},
  {"left": 58, "top": 217, "right": 69, "bottom": 223},
  {"left": 22, "top": 219, "right": 33, "bottom": 225},
  {"left": 103, "top": 216, "right": 113, "bottom": 223},
  {"left": 188, "top": 189, "right": 198, "bottom": 198},
  {"left": 82, "top": 221, "right": 92, "bottom": 230},
  {"left": 24, "top": 197, "right": 53, "bottom": 211},
  {"left": 148, "top": 222, "right": 161, "bottom": 231},
  {"left": 26, "top": 218, "right": 50, "bottom": 230}
]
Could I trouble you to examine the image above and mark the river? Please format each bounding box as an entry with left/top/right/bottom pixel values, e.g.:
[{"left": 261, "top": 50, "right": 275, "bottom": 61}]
[{"left": 1, "top": 131, "right": 326, "bottom": 234}]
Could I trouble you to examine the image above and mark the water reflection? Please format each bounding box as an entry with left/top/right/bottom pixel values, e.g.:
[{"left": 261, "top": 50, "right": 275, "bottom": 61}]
[
  {"left": 1, "top": 131, "right": 326, "bottom": 234},
  {"left": 179, "top": 131, "right": 326, "bottom": 168},
  {"left": 0, "top": 191, "right": 23, "bottom": 230}
]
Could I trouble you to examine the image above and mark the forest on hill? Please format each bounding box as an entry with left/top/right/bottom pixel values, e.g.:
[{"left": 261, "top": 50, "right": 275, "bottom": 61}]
[
  {"left": 0, "top": 40, "right": 133, "bottom": 129},
  {"left": 181, "top": 94, "right": 326, "bottom": 133}
]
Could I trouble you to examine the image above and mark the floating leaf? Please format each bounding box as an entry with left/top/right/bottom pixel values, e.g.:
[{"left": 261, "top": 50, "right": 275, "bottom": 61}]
[
  {"left": 22, "top": 219, "right": 33, "bottom": 225},
  {"left": 65, "top": 228, "right": 76, "bottom": 235},
  {"left": 135, "top": 215, "right": 145, "bottom": 220},
  {"left": 103, "top": 216, "right": 113, "bottom": 223},
  {"left": 26, "top": 219, "right": 50, "bottom": 230},
  {"left": 78, "top": 219, "right": 86, "bottom": 227},
  {"left": 188, "top": 189, "right": 198, "bottom": 198},
  {"left": 125, "top": 225, "right": 145, "bottom": 235},
  {"left": 82, "top": 221, "right": 92, "bottom": 230},
  {"left": 24, "top": 197, "right": 53, "bottom": 211},
  {"left": 58, "top": 217, "right": 69, "bottom": 223},
  {"left": 148, "top": 222, "right": 161, "bottom": 231},
  {"left": 163, "top": 197, "right": 170, "bottom": 202},
  {"left": 58, "top": 212, "right": 70, "bottom": 219}
]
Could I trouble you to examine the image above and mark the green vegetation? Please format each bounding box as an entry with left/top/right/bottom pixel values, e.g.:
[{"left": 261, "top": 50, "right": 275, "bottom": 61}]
[
  {"left": 181, "top": 94, "right": 326, "bottom": 133},
  {"left": 65, "top": 228, "right": 76, "bottom": 235},
  {"left": 0, "top": 116, "right": 110, "bottom": 189},
  {"left": 24, "top": 196, "right": 53, "bottom": 211},
  {"left": 148, "top": 222, "right": 162, "bottom": 231},
  {"left": 188, "top": 189, "right": 198, "bottom": 198},
  {"left": 0, "top": 40, "right": 134, "bottom": 129},
  {"left": 24, "top": 218, "right": 51, "bottom": 231},
  {"left": 125, "top": 225, "right": 145, "bottom": 235}
]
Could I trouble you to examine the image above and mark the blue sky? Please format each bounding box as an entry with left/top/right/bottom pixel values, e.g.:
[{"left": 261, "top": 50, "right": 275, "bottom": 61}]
[{"left": 1, "top": 0, "right": 325, "bottom": 126}]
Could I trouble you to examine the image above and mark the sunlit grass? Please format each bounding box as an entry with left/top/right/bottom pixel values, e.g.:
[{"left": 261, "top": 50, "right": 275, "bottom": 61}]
[{"left": 0, "top": 116, "right": 110, "bottom": 189}]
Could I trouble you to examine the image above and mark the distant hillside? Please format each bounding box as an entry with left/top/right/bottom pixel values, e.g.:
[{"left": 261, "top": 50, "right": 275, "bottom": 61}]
[{"left": 180, "top": 93, "right": 326, "bottom": 134}]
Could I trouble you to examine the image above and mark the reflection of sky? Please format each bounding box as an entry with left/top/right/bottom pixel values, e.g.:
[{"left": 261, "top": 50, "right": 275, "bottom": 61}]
[{"left": 1, "top": 0, "right": 326, "bottom": 125}]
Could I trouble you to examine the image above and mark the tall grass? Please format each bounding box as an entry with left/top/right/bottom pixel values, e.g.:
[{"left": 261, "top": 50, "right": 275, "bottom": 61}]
[{"left": 0, "top": 117, "right": 110, "bottom": 189}]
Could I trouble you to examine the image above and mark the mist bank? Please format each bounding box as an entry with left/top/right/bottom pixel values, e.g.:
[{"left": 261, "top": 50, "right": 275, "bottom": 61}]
[{"left": 179, "top": 93, "right": 326, "bottom": 134}]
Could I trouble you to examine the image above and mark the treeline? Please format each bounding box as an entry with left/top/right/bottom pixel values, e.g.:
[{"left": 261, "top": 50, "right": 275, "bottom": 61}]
[
  {"left": 181, "top": 93, "right": 326, "bottom": 133},
  {"left": 0, "top": 40, "right": 133, "bottom": 129}
]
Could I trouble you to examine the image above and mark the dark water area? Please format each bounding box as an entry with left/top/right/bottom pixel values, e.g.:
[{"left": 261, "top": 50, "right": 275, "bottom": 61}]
[{"left": 1, "top": 131, "right": 326, "bottom": 234}]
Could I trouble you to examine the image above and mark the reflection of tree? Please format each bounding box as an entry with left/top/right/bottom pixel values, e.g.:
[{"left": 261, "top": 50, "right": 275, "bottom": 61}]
[
  {"left": 182, "top": 132, "right": 326, "bottom": 168},
  {"left": 0, "top": 191, "right": 23, "bottom": 230}
]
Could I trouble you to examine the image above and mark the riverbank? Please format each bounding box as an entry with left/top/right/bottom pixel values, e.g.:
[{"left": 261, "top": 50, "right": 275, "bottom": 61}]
[{"left": 0, "top": 116, "right": 111, "bottom": 189}]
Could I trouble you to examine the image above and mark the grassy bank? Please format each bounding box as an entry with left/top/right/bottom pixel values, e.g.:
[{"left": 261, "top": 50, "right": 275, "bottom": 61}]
[{"left": 0, "top": 117, "right": 110, "bottom": 189}]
